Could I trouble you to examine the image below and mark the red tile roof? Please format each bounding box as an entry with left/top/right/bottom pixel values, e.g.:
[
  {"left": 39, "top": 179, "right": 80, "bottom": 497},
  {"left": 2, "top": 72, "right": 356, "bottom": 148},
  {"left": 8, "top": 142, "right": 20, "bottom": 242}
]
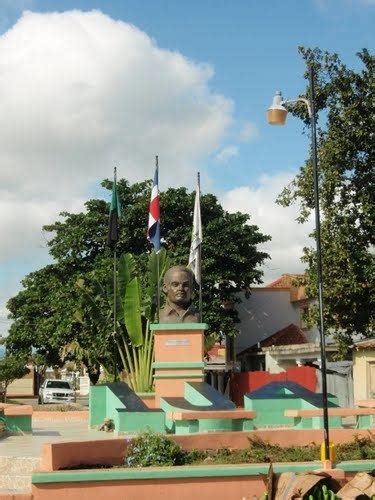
[
  {"left": 237, "top": 324, "right": 308, "bottom": 357},
  {"left": 354, "top": 338, "right": 375, "bottom": 349},
  {"left": 260, "top": 323, "right": 308, "bottom": 347},
  {"left": 266, "top": 274, "right": 305, "bottom": 289}
]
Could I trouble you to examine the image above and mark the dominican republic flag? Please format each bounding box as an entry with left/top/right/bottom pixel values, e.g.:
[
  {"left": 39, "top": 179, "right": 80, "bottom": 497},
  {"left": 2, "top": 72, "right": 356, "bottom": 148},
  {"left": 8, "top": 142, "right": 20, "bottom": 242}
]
[
  {"left": 147, "top": 161, "right": 161, "bottom": 251},
  {"left": 107, "top": 169, "right": 121, "bottom": 249},
  {"left": 188, "top": 173, "right": 202, "bottom": 284}
]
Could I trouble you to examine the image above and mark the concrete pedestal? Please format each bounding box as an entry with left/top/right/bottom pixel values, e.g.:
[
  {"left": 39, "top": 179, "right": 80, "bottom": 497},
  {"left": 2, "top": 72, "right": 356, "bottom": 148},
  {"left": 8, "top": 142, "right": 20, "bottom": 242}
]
[{"left": 151, "top": 323, "right": 208, "bottom": 408}]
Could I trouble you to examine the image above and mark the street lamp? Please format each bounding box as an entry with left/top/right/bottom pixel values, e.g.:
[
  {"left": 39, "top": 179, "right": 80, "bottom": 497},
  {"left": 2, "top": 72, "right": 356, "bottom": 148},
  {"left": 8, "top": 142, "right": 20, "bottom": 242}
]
[{"left": 267, "top": 66, "right": 331, "bottom": 461}]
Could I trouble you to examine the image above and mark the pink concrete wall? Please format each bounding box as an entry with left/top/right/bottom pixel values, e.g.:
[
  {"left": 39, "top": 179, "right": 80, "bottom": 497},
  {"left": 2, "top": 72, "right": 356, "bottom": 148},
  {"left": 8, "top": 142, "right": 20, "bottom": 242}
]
[
  {"left": 139, "top": 395, "right": 156, "bottom": 409},
  {"left": 154, "top": 376, "right": 203, "bottom": 407},
  {"left": 41, "top": 439, "right": 127, "bottom": 471},
  {"left": 154, "top": 329, "right": 204, "bottom": 363},
  {"left": 33, "top": 411, "right": 88, "bottom": 422},
  {"left": 0, "top": 493, "right": 32, "bottom": 500},
  {"left": 32, "top": 476, "right": 266, "bottom": 500}
]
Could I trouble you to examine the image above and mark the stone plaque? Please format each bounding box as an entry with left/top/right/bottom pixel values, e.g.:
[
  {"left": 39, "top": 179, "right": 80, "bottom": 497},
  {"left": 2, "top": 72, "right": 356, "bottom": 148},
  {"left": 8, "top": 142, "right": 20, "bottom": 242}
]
[{"left": 165, "top": 339, "right": 191, "bottom": 347}]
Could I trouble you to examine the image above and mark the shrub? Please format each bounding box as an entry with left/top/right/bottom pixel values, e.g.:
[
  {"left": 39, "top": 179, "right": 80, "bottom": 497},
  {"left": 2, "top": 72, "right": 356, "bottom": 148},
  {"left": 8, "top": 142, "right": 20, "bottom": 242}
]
[
  {"left": 125, "top": 430, "right": 185, "bottom": 467},
  {"left": 244, "top": 436, "right": 319, "bottom": 463},
  {"left": 336, "top": 432, "right": 375, "bottom": 461}
]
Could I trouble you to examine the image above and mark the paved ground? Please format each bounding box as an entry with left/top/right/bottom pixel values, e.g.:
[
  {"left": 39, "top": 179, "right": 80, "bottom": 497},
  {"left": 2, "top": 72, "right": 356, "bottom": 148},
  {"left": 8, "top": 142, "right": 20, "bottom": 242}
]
[
  {"left": 0, "top": 419, "right": 118, "bottom": 458},
  {"left": 9, "top": 395, "right": 89, "bottom": 409},
  {"left": 0, "top": 417, "right": 118, "bottom": 492}
]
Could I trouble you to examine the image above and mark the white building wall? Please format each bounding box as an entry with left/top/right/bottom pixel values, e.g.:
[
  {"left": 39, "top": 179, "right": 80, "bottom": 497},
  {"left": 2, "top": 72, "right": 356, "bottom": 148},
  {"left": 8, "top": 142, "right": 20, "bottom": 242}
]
[
  {"left": 235, "top": 290, "right": 318, "bottom": 355},
  {"left": 235, "top": 290, "right": 299, "bottom": 354}
]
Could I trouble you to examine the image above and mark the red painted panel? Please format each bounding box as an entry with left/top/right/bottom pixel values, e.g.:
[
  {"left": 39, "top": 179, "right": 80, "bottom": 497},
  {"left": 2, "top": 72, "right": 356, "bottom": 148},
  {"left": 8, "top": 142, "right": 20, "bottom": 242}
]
[
  {"left": 231, "top": 366, "right": 317, "bottom": 406},
  {"left": 286, "top": 366, "right": 317, "bottom": 393}
]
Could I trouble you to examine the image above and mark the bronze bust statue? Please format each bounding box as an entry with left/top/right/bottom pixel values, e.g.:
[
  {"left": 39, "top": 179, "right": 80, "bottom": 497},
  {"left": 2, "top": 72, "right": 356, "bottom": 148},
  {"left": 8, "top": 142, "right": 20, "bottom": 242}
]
[{"left": 159, "top": 265, "right": 199, "bottom": 323}]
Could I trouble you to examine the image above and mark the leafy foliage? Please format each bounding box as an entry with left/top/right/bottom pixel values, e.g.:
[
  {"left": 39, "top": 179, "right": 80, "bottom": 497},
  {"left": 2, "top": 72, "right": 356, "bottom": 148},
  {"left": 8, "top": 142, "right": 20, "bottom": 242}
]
[
  {"left": 0, "top": 355, "right": 29, "bottom": 401},
  {"left": 277, "top": 48, "right": 374, "bottom": 353},
  {"left": 6, "top": 179, "right": 269, "bottom": 379},
  {"left": 125, "top": 429, "right": 185, "bottom": 467},
  {"left": 336, "top": 432, "right": 375, "bottom": 460}
]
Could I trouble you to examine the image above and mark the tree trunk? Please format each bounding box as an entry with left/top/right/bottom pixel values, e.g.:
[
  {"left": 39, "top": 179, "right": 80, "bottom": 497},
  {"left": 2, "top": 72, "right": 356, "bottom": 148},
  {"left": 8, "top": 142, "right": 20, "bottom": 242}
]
[{"left": 86, "top": 362, "right": 101, "bottom": 385}]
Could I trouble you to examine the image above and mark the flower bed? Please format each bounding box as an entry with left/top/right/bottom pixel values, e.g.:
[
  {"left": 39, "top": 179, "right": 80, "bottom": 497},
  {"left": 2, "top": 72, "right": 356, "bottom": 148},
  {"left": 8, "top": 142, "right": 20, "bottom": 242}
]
[{"left": 51, "top": 430, "right": 374, "bottom": 469}]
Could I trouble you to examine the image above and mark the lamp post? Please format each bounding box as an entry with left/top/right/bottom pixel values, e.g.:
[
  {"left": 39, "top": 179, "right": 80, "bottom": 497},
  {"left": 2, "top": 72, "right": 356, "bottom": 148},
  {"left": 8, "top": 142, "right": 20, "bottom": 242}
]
[{"left": 267, "top": 65, "right": 331, "bottom": 460}]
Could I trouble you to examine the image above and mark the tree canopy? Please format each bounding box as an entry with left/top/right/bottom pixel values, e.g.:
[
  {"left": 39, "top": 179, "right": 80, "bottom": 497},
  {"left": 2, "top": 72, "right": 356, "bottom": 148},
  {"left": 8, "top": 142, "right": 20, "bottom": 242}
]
[
  {"left": 277, "top": 47, "right": 374, "bottom": 354},
  {"left": 0, "top": 355, "right": 29, "bottom": 402},
  {"left": 6, "top": 180, "right": 269, "bottom": 377}
]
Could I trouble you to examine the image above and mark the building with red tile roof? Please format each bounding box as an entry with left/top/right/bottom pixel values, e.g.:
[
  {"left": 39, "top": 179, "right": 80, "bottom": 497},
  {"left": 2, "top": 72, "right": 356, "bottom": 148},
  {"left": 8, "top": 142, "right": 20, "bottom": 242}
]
[{"left": 234, "top": 274, "right": 322, "bottom": 372}]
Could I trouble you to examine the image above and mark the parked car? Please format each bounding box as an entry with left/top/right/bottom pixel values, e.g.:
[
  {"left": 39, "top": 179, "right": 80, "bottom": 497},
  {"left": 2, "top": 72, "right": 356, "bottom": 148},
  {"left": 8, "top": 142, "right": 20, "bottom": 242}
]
[{"left": 38, "top": 379, "right": 75, "bottom": 404}]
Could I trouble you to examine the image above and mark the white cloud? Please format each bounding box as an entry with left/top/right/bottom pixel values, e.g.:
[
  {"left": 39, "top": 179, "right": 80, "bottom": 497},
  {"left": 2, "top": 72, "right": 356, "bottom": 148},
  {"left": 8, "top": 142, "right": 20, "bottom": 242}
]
[
  {"left": 0, "top": 194, "right": 86, "bottom": 260},
  {"left": 215, "top": 146, "right": 239, "bottom": 163},
  {"left": 314, "top": 0, "right": 375, "bottom": 9},
  {"left": 0, "top": 9, "right": 233, "bottom": 262},
  {"left": 0, "top": 10, "right": 234, "bottom": 335},
  {"left": 239, "top": 121, "right": 258, "bottom": 142},
  {"left": 221, "top": 171, "right": 314, "bottom": 284}
]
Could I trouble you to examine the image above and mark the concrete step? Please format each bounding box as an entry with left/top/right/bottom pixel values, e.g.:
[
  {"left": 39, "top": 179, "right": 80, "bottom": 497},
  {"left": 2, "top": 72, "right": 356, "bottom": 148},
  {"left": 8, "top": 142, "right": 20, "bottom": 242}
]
[
  {"left": 0, "top": 456, "right": 40, "bottom": 491},
  {"left": 184, "top": 381, "right": 235, "bottom": 409},
  {"left": 0, "top": 456, "right": 40, "bottom": 475},
  {"left": 0, "top": 475, "right": 32, "bottom": 490}
]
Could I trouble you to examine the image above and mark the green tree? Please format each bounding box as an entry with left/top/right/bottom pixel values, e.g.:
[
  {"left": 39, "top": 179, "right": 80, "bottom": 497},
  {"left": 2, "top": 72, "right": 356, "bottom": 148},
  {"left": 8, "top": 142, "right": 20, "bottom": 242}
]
[
  {"left": 0, "top": 356, "right": 29, "bottom": 402},
  {"left": 278, "top": 47, "right": 374, "bottom": 354},
  {"left": 6, "top": 179, "right": 270, "bottom": 380}
]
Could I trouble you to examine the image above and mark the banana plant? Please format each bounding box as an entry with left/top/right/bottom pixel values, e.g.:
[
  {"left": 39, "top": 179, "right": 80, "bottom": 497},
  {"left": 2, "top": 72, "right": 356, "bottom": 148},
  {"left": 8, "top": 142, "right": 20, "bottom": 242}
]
[
  {"left": 115, "top": 249, "right": 169, "bottom": 392},
  {"left": 72, "top": 249, "right": 169, "bottom": 392}
]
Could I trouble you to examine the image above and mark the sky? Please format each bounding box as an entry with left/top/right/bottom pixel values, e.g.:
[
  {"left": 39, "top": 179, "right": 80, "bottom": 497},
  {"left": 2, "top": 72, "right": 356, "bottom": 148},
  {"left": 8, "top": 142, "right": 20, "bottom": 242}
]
[{"left": 0, "top": 0, "right": 374, "bottom": 336}]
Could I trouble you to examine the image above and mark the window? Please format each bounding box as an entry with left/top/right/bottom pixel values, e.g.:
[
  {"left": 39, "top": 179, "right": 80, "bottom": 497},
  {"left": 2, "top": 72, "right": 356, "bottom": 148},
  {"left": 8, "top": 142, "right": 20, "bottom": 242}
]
[{"left": 46, "top": 381, "right": 71, "bottom": 389}]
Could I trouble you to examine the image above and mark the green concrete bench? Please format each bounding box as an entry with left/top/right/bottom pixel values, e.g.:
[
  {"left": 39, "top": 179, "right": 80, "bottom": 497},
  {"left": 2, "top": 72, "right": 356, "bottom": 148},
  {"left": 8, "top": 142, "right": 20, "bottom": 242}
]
[
  {"left": 167, "top": 409, "right": 256, "bottom": 434},
  {"left": 284, "top": 408, "right": 375, "bottom": 429},
  {"left": 0, "top": 402, "right": 33, "bottom": 434}
]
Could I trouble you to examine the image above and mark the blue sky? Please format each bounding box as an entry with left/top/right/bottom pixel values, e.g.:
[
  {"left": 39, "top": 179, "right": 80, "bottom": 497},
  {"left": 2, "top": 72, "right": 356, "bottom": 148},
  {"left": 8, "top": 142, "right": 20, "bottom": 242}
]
[{"left": 0, "top": 0, "right": 374, "bottom": 336}]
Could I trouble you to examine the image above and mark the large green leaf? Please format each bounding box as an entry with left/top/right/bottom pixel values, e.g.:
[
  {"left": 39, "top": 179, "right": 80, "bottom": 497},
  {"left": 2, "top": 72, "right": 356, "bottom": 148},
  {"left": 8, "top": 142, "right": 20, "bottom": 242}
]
[
  {"left": 111, "top": 253, "right": 136, "bottom": 322},
  {"left": 145, "top": 248, "right": 169, "bottom": 321},
  {"left": 124, "top": 277, "right": 143, "bottom": 347},
  {"left": 118, "top": 253, "right": 136, "bottom": 295}
]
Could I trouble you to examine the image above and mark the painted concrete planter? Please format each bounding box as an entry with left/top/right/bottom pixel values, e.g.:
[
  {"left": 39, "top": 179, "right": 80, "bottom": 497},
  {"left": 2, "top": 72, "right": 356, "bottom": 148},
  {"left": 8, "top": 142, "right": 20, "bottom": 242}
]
[
  {"left": 39, "top": 428, "right": 374, "bottom": 472},
  {"left": 31, "top": 461, "right": 375, "bottom": 500}
]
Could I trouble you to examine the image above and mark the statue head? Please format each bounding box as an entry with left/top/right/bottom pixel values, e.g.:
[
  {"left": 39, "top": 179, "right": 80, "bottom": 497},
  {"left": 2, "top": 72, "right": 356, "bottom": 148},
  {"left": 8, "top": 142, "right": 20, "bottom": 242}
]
[{"left": 163, "top": 265, "right": 194, "bottom": 308}]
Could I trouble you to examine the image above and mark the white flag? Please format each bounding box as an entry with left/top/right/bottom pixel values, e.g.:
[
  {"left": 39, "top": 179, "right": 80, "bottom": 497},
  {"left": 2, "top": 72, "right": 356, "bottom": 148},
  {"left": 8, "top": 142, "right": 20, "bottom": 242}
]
[{"left": 188, "top": 175, "right": 202, "bottom": 284}]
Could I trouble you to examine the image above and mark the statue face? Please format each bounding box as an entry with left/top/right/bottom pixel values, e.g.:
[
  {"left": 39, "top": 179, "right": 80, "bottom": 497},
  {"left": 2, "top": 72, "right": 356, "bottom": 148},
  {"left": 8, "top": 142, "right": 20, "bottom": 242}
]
[{"left": 163, "top": 270, "right": 192, "bottom": 307}]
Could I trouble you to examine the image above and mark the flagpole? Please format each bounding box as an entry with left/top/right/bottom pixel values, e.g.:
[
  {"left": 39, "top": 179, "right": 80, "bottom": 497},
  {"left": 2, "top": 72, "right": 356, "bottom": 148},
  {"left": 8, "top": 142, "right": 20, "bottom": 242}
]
[
  {"left": 197, "top": 172, "right": 203, "bottom": 323},
  {"left": 155, "top": 156, "right": 161, "bottom": 322},
  {"left": 113, "top": 166, "right": 118, "bottom": 381}
]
